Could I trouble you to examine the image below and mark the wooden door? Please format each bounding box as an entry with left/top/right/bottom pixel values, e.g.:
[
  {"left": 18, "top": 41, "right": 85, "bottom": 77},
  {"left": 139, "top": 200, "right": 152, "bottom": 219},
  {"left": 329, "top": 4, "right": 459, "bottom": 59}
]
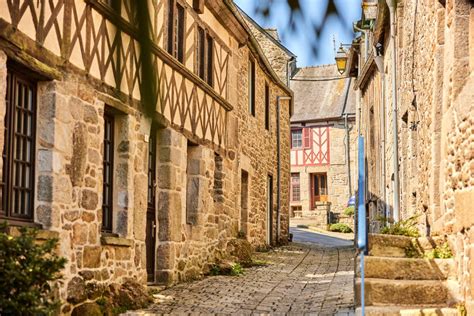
[
  {"left": 146, "top": 131, "right": 157, "bottom": 282},
  {"left": 311, "top": 173, "right": 328, "bottom": 208},
  {"left": 267, "top": 175, "right": 273, "bottom": 245}
]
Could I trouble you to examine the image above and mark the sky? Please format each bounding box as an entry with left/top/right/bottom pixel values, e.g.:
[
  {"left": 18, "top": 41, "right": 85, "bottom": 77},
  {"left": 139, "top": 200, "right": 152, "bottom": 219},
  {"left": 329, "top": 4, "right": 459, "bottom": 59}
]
[{"left": 234, "top": 0, "right": 362, "bottom": 67}]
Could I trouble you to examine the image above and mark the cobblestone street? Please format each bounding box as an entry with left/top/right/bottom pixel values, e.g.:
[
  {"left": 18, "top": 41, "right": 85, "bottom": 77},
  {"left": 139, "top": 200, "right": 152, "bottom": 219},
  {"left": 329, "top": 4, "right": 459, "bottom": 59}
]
[{"left": 128, "top": 228, "right": 355, "bottom": 315}]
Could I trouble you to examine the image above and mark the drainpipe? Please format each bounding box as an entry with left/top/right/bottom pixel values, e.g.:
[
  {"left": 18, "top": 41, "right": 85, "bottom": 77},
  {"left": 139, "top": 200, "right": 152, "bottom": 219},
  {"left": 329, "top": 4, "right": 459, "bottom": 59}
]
[
  {"left": 276, "top": 96, "right": 292, "bottom": 244},
  {"left": 344, "top": 113, "right": 353, "bottom": 196},
  {"left": 387, "top": 0, "right": 400, "bottom": 222},
  {"left": 374, "top": 44, "right": 387, "bottom": 220}
]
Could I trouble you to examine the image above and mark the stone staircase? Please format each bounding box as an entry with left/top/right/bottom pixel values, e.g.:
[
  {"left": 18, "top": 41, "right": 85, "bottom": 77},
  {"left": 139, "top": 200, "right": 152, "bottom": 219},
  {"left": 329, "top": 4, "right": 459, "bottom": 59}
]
[{"left": 355, "top": 234, "right": 460, "bottom": 316}]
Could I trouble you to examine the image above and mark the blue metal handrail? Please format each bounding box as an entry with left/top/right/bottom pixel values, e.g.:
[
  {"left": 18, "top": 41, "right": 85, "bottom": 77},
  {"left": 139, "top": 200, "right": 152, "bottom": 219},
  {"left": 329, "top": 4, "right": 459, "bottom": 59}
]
[{"left": 357, "top": 136, "right": 367, "bottom": 315}]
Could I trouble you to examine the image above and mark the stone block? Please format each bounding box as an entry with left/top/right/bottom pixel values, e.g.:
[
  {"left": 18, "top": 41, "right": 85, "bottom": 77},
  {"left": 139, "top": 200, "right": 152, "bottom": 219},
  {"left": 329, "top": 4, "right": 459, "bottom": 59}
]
[
  {"left": 81, "top": 189, "right": 98, "bottom": 210},
  {"left": 157, "top": 191, "right": 182, "bottom": 242},
  {"left": 83, "top": 246, "right": 102, "bottom": 268},
  {"left": 157, "top": 243, "right": 176, "bottom": 270},
  {"left": 454, "top": 188, "right": 474, "bottom": 232},
  {"left": 72, "top": 223, "right": 88, "bottom": 245},
  {"left": 83, "top": 104, "right": 98, "bottom": 124},
  {"left": 37, "top": 175, "right": 53, "bottom": 202},
  {"left": 71, "top": 123, "right": 88, "bottom": 186},
  {"left": 115, "top": 247, "right": 131, "bottom": 261},
  {"left": 67, "top": 276, "right": 87, "bottom": 304}
]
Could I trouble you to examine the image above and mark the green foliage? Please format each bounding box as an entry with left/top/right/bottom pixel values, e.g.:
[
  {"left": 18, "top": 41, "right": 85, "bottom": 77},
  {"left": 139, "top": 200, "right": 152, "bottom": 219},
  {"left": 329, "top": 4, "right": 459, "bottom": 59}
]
[
  {"left": 209, "top": 265, "right": 221, "bottom": 276},
  {"left": 424, "top": 242, "right": 453, "bottom": 259},
  {"left": 380, "top": 215, "right": 420, "bottom": 237},
  {"left": 329, "top": 223, "right": 353, "bottom": 233},
  {"left": 344, "top": 206, "right": 355, "bottom": 216},
  {"left": 0, "top": 223, "right": 67, "bottom": 315},
  {"left": 457, "top": 303, "right": 467, "bottom": 316},
  {"left": 404, "top": 243, "right": 422, "bottom": 258},
  {"left": 230, "top": 263, "right": 244, "bottom": 276}
]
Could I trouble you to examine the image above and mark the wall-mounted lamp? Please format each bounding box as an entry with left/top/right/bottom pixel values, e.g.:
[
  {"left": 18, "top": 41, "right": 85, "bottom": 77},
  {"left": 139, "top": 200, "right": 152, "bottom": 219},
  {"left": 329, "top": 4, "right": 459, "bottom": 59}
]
[{"left": 335, "top": 46, "right": 348, "bottom": 75}]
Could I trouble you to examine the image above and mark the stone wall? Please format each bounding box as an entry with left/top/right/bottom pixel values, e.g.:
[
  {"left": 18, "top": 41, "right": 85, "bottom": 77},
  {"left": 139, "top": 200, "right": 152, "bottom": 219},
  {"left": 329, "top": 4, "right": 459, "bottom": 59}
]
[
  {"left": 359, "top": 0, "right": 474, "bottom": 311},
  {"left": 244, "top": 19, "right": 294, "bottom": 84},
  {"left": 0, "top": 3, "right": 292, "bottom": 312},
  {"left": 230, "top": 41, "right": 291, "bottom": 247}
]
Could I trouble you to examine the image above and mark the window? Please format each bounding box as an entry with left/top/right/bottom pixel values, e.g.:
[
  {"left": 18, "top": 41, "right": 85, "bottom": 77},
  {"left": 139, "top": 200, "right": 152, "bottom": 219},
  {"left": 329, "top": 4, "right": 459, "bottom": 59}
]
[
  {"left": 196, "top": 26, "right": 214, "bottom": 87},
  {"left": 291, "top": 129, "right": 302, "bottom": 148},
  {"left": 291, "top": 173, "right": 300, "bottom": 202},
  {"left": 1, "top": 68, "right": 37, "bottom": 222},
  {"left": 167, "top": 0, "right": 185, "bottom": 63},
  {"left": 248, "top": 58, "right": 256, "bottom": 116},
  {"left": 264, "top": 83, "right": 270, "bottom": 130},
  {"left": 102, "top": 111, "right": 115, "bottom": 232}
]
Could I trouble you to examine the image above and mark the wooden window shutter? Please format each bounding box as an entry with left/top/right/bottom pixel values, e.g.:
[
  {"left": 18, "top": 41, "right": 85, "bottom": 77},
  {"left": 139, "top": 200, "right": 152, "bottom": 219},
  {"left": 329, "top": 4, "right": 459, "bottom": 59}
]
[{"left": 303, "top": 128, "right": 311, "bottom": 148}]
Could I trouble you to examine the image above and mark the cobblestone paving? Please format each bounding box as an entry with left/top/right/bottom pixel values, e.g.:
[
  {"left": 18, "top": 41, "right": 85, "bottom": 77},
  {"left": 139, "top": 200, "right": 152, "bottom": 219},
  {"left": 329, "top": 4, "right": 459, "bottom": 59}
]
[{"left": 129, "top": 240, "right": 355, "bottom": 316}]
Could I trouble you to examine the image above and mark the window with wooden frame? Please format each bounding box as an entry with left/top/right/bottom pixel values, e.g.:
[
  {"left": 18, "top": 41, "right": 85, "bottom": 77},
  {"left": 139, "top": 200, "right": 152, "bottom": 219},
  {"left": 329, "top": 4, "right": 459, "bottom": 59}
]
[
  {"left": 291, "top": 173, "right": 300, "bottom": 202},
  {"left": 249, "top": 58, "right": 256, "bottom": 116},
  {"left": 102, "top": 110, "right": 115, "bottom": 233},
  {"left": 167, "top": 0, "right": 185, "bottom": 63},
  {"left": 196, "top": 26, "right": 214, "bottom": 87},
  {"left": 264, "top": 83, "right": 270, "bottom": 130},
  {"left": 1, "top": 67, "right": 37, "bottom": 222},
  {"left": 291, "top": 129, "right": 302, "bottom": 149}
]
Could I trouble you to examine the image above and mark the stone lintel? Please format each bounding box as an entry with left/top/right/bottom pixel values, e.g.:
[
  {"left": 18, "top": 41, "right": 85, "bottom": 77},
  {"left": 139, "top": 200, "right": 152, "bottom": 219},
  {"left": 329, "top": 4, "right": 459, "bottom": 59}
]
[{"left": 101, "top": 235, "right": 134, "bottom": 247}]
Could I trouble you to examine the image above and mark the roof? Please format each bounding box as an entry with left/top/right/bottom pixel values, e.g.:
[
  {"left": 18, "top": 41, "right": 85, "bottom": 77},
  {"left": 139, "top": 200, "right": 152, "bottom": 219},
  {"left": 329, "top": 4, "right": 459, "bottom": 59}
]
[
  {"left": 290, "top": 64, "right": 356, "bottom": 123},
  {"left": 236, "top": 6, "right": 297, "bottom": 59}
]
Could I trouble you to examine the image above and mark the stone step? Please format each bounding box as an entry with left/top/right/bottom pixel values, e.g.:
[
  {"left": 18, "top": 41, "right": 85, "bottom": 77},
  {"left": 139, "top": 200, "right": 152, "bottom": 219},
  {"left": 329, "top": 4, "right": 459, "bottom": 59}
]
[
  {"left": 368, "top": 234, "right": 413, "bottom": 257},
  {"left": 356, "top": 256, "right": 455, "bottom": 280},
  {"left": 355, "top": 278, "right": 449, "bottom": 306},
  {"left": 355, "top": 306, "right": 458, "bottom": 316}
]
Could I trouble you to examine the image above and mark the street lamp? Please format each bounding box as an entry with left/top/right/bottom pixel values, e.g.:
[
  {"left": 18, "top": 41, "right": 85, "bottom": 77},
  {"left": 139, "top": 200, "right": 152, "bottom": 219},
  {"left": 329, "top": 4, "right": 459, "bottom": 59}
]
[{"left": 335, "top": 46, "right": 348, "bottom": 75}]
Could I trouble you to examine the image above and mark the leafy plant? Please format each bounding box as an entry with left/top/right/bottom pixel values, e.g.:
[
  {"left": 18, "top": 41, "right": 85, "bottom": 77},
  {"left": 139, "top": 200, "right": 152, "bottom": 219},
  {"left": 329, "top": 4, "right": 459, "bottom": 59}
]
[
  {"left": 329, "top": 223, "right": 353, "bottom": 233},
  {"left": 344, "top": 206, "right": 355, "bottom": 216},
  {"left": 237, "top": 230, "right": 246, "bottom": 239},
  {"left": 424, "top": 242, "right": 453, "bottom": 259},
  {"left": 230, "top": 263, "right": 244, "bottom": 276},
  {"left": 380, "top": 215, "right": 420, "bottom": 237},
  {"left": 209, "top": 265, "right": 221, "bottom": 276},
  {"left": 0, "top": 222, "right": 67, "bottom": 315}
]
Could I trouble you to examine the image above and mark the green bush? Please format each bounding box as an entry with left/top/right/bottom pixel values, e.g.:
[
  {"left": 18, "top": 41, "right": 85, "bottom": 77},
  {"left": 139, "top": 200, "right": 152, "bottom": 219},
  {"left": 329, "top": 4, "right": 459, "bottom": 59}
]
[
  {"left": 424, "top": 242, "right": 453, "bottom": 259},
  {"left": 230, "top": 263, "right": 244, "bottom": 276},
  {"left": 380, "top": 215, "right": 420, "bottom": 237},
  {"left": 344, "top": 206, "right": 355, "bottom": 216},
  {"left": 329, "top": 223, "right": 353, "bottom": 233},
  {"left": 0, "top": 223, "right": 67, "bottom": 315}
]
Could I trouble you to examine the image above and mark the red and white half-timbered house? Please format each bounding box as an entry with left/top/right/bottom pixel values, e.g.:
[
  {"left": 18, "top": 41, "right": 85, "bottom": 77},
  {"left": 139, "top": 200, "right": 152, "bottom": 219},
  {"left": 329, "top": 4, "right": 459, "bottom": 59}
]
[{"left": 289, "top": 65, "right": 357, "bottom": 228}]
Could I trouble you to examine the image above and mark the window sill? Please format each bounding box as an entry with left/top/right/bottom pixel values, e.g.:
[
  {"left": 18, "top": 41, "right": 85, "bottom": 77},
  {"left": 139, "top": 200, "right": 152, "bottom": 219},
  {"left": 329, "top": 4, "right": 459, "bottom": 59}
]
[
  {"left": 4, "top": 225, "right": 59, "bottom": 240},
  {"left": 101, "top": 235, "right": 133, "bottom": 247}
]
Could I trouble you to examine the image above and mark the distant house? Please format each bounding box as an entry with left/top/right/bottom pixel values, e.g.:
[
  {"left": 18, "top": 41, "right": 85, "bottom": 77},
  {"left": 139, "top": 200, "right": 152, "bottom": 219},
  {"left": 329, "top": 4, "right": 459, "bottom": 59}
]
[{"left": 289, "top": 65, "right": 357, "bottom": 228}]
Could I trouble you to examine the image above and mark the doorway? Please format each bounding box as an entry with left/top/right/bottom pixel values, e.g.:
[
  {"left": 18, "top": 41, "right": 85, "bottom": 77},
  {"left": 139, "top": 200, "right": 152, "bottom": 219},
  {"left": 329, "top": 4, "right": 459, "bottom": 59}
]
[
  {"left": 310, "top": 173, "right": 328, "bottom": 208},
  {"left": 146, "top": 129, "right": 157, "bottom": 282},
  {"left": 267, "top": 175, "right": 273, "bottom": 245}
]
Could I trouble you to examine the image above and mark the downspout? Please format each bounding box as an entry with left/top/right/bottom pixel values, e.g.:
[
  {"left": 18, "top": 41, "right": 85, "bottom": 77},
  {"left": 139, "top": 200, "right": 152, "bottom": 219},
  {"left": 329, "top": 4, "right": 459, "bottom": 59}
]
[
  {"left": 387, "top": 0, "right": 400, "bottom": 222},
  {"left": 286, "top": 57, "right": 296, "bottom": 86},
  {"left": 345, "top": 113, "right": 353, "bottom": 196},
  {"left": 341, "top": 78, "right": 353, "bottom": 197},
  {"left": 276, "top": 96, "right": 292, "bottom": 244},
  {"left": 374, "top": 45, "right": 387, "bottom": 220}
]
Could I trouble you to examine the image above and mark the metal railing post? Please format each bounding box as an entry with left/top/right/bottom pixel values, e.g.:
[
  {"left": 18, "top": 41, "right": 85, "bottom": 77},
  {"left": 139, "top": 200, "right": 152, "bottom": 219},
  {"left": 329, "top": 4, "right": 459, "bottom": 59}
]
[{"left": 357, "top": 136, "right": 367, "bottom": 315}]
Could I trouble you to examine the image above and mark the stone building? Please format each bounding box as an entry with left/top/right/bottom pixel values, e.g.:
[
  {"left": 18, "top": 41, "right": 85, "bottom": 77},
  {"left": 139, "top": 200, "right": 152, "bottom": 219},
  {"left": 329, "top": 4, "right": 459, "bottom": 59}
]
[
  {"left": 0, "top": 0, "right": 292, "bottom": 312},
  {"left": 348, "top": 0, "right": 474, "bottom": 311},
  {"left": 289, "top": 65, "right": 357, "bottom": 229}
]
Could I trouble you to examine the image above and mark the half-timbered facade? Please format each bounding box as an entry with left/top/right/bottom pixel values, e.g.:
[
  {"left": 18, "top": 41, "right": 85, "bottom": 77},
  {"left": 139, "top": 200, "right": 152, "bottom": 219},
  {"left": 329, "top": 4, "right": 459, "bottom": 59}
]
[
  {"left": 289, "top": 65, "right": 356, "bottom": 228},
  {"left": 0, "top": 0, "right": 292, "bottom": 312}
]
